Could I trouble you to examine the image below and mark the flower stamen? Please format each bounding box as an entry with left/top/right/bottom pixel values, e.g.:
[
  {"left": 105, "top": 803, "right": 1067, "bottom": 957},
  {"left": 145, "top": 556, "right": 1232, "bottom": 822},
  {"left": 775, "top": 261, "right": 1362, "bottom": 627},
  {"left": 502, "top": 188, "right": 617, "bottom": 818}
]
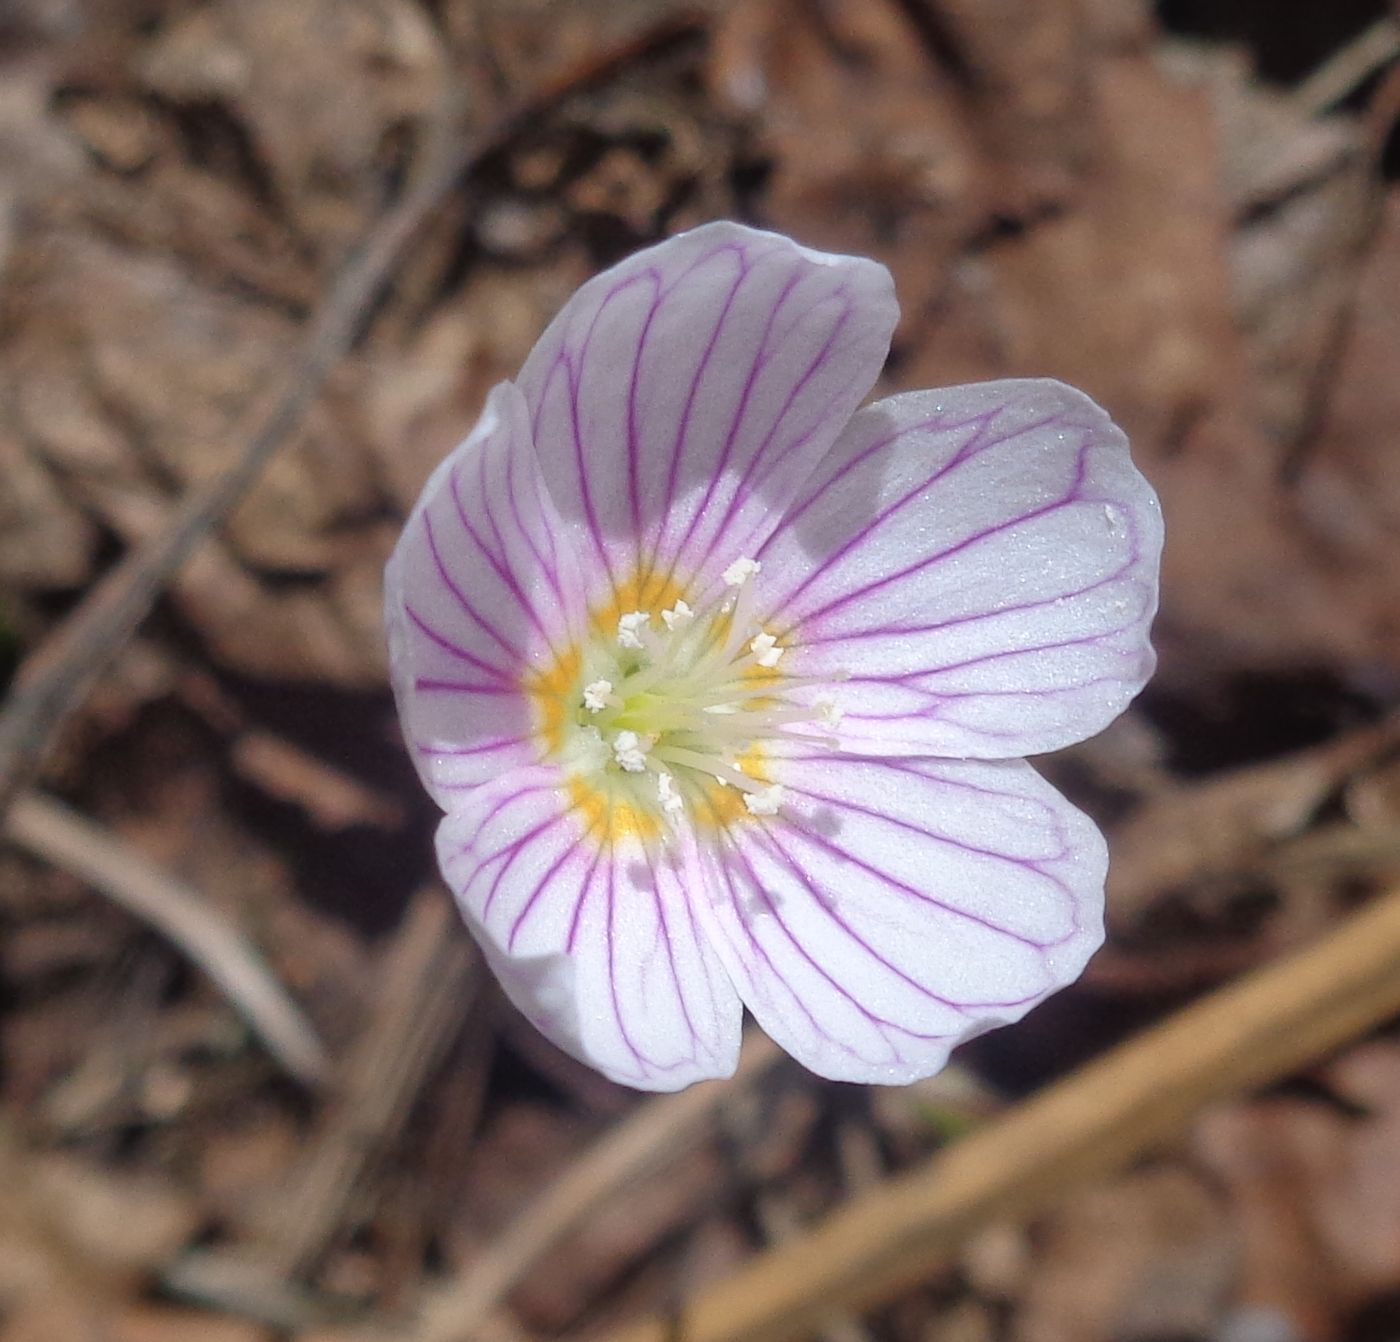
[
  {"left": 749, "top": 631, "right": 783, "bottom": 668},
  {"left": 655, "top": 769, "right": 685, "bottom": 819},
  {"left": 583, "top": 679, "right": 614, "bottom": 712},
  {"left": 661, "top": 600, "right": 694, "bottom": 631},
  {"left": 722, "top": 557, "right": 761, "bottom": 587},
  {"left": 743, "top": 784, "right": 786, "bottom": 816},
  {"left": 617, "top": 610, "right": 652, "bottom": 650},
  {"left": 553, "top": 561, "right": 832, "bottom": 828},
  {"left": 612, "top": 729, "right": 655, "bottom": 772}
]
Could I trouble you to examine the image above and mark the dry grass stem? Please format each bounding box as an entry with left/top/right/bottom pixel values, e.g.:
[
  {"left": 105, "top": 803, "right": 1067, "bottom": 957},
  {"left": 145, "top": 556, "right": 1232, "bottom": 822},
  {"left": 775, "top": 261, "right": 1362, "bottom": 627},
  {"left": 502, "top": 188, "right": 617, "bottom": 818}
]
[
  {"left": 254, "top": 886, "right": 481, "bottom": 1278},
  {"left": 412, "top": 1032, "right": 784, "bottom": 1342},
  {"left": 5, "top": 790, "right": 329, "bottom": 1088},
  {"left": 600, "top": 886, "right": 1400, "bottom": 1342}
]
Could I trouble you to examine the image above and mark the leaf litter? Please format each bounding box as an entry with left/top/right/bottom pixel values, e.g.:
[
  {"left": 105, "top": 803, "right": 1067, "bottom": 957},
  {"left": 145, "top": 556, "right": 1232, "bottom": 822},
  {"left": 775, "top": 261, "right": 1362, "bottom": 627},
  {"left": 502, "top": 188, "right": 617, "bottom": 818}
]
[{"left": 2, "top": 0, "right": 1400, "bottom": 1339}]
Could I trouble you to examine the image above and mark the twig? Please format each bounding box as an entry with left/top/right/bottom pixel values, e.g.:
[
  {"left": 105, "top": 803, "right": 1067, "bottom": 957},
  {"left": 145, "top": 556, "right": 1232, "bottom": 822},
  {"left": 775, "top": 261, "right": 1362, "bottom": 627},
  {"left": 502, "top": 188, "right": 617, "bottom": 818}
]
[
  {"left": 254, "top": 886, "right": 481, "bottom": 1278},
  {"left": 598, "top": 884, "right": 1400, "bottom": 1342},
  {"left": 723, "top": 1084, "right": 870, "bottom": 1342},
  {"left": 1268, "top": 823, "right": 1400, "bottom": 876},
  {"left": 161, "top": 889, "right": 481, "bottom": 1327},
  {"left": 410, "top": 1032, "right": 784, "bottom": 1342},
  {"left": 753, "top": 1195, "right": 871, "bottom": 1342},
  {"left": 0, "top": 11, "right": 708, "bottom": 823},
  {"left": 4, "top": 791, "right": 329, "bottom": 1089},
  {"left": 1292, "top": 15, "right": 1400, "bottom": 119}
]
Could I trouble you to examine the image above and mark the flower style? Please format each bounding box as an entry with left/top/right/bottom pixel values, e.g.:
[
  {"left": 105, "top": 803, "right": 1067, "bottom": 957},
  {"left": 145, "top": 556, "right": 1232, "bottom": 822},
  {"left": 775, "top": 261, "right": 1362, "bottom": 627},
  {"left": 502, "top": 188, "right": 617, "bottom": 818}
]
[{"left": 385, "top": 222, "right": 1162, "bottom": 1091}]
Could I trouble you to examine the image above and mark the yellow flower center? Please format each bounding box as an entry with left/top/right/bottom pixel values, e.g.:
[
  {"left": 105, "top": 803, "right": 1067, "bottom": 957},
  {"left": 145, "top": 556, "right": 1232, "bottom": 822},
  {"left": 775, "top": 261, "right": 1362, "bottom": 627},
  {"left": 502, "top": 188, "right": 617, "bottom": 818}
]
[{"left": 530, "top": 559, "right": 835, "bottom": 836}]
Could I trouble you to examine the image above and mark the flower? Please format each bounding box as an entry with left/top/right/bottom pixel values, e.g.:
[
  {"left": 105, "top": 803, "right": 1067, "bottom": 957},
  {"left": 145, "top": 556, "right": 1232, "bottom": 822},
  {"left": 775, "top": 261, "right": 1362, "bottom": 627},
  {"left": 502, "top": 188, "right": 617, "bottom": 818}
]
[{"left": 385, "top": 221, "right": 1162, "bottom": 1091}]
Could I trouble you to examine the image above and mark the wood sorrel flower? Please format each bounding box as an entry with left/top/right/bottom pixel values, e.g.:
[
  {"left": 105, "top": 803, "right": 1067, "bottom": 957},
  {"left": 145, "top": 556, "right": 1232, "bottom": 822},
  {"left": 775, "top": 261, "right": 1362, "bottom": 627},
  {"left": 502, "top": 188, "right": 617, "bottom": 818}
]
[{"left": 385, "top": 222, "right": 1162, "bottom": 1090}]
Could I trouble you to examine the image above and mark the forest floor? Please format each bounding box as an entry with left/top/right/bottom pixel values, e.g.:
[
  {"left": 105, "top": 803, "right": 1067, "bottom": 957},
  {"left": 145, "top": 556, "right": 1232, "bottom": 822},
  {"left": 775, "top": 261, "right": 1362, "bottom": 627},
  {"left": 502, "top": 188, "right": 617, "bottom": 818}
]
[{"left": 4, "top": 1, "right": 1400, "bottom": 1340}]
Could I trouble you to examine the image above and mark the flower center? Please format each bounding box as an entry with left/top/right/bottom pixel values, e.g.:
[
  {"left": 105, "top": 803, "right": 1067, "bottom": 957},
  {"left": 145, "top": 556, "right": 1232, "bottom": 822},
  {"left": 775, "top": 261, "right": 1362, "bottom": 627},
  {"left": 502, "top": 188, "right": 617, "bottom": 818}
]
[{"left": 540, "top": 558, "right": 835, "bottom": 831}]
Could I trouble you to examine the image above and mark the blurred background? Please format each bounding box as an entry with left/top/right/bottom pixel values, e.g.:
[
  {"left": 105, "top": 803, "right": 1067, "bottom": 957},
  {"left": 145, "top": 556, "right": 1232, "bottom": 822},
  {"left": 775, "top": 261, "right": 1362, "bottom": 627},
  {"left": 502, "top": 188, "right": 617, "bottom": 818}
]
[{"left": 3, "top": 0, "right": 1400, "bottom": 1339}]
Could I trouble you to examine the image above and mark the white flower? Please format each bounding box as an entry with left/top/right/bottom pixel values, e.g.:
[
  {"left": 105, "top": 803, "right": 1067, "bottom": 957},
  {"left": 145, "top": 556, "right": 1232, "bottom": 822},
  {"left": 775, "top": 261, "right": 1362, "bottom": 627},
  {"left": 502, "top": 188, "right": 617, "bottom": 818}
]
[{"left": 385, "top": 222, "right": 1163, "bottom": 1091}]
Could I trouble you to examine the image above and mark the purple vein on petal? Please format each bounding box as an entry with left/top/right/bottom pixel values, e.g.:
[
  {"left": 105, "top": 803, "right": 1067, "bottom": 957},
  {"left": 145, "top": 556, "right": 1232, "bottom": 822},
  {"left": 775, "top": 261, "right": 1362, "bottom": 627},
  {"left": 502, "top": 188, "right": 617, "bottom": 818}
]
[
  {"left": 702, "top": 815, "right": 856, "bottom": 1058},
  {"left": 841, "top": 628, "right": 1145, "bottom": 690},
  {"left": 694, "top": 293, "right": 857, "bottom": 573},
  {"left": 789, "top": 436, "right": 1093, "bottom": 630},
  {"left": 477, "top": 433, "right": 568, "bottom": 650},
  {"left": 831, "top": 675, "right": 1135, "bottom": 729},
  {"left": 470, "top": 776, "right": 559, "bottom": 842},
  {"left": 746, "top": 824, "right": 981, "bottom": 1014},
  {"left": 759, "top": 409, "right": 1065, "bottom": 616},
  {"left": 573, "top": 270, "right": 678, "bottom": 579},
  {"left": 876, "top": 756, "right": 1065, "bottom": 803},
  {"left": 539, "top": 345, "right": 614, "bottom": 583},
  {"left": 707, "top": 800, "right": 959, "bottom": 1058},
  {"left": 625, "top": 268, "right": 665, "bottom": 539},
  {"left": 779, "top": 776, "right": 1072, "bottom": 873},
  {"left": 501, "top": 436, "right": 570, "bottom": 619},
  {"left": 664, "top": 263, "right": 806, "bottom": 570},
  {"left": 641, "top": 843, "right": 703, "bottom": 1052},
  {"left": 478, "top": 815, "right": 572, "bottom": 929},
  {"left": 440, "top": 777, "right": 562, "bottom": 878},
  {"left": 725, "top": 827, "right": 964, "bottom": 1053},
  {"left": 739, "top": 292, "right": 856, "bottom": 497},
  {"left": 795, "top": 559, "right": 1139, "bottom": 648},
  {"left": 415, "top": 735, "right": 529, "bottom": 759},
  {"left": 645, "top": 250, "right": 752, "bottom": 577},
  {"left": 414, "top": 678, "right": 517, "bottom": 697},
  {"left": 404, "top": 604, "right": 512, "bottom": 682},
  {"left": 772, "top": 807, "right": 1066, "bottom": 956},
  {"left": 604, "top": 855, "right": 661, "bottom": 1075},
  {"left": 563, "top": 839, "right": 606, "bottom": 955},
  {"left": 449, "top": 458, "right": 555, "bottom": 653},
  {"left": 756, "top": 410, "right": 996, "bottom": 563},
  {"left": 422, "top": 510, "right": 526, "bottom": 664}
]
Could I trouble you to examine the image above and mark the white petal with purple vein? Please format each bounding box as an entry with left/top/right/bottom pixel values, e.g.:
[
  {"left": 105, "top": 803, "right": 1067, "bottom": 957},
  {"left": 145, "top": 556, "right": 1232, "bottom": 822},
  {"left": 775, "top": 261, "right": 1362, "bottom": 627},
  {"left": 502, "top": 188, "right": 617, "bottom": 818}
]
[
  {"left": 385, "top": 382, "right": 586, "bottom": 805},
  {"left": 755, "top": 380, "right": 1163, "bottom": 759},
  {"left": 437, "top": 767, "right": 743, "bottom": 1091},
  {"left": 515, "top": 221, "right": 898, "bottom": 595},
  {"left": 692, "top": 751, "right": 1106, "bottom": 1085}
]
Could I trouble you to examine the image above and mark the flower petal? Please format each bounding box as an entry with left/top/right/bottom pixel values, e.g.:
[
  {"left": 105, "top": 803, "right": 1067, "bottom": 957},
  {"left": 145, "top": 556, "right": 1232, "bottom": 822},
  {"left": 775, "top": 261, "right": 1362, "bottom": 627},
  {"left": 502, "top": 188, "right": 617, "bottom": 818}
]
[
  {"left": 437, "top": 766, "right": 743, "bottom": 1091},
  {"left": 691, "top": 751, "right": 1105, "bottom": 1085},
  {"left": 385, "top": 382, "right": 587, "bottom": 805},
  {"left": 756, "top": 380, "right": 1163, "bottom": 758},
  {"left": 514, "top": 222, "right": 897, "bottom": 596}
]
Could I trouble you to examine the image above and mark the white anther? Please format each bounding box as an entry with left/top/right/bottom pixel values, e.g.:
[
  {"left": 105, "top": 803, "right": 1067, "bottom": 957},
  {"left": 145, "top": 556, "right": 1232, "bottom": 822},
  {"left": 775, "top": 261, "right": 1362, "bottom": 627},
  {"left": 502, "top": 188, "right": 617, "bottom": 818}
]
[
  {"left": 722, "top": 556, "right": 762, "bottom": 588},
  {"left": 661, "top": 600, "right": 694, "bottom": 631},
  {"left": 714, "top": 757, "right": 748, "bottom": 788},
  {"left": 612, "top": 730, "right": 653, "bottom": 773},
  {"left": 711, "top": 757, "right": 741, "bottom": 787},
  {"left": 656, "top": 770, "right": 684, "bottom": 818},
  {"left": 816, "top": 697, "right": 843, "bottom": 729},
  {"left": 749, "top": 631, "right": 783, "bottom": 668},
  {"left": 743, "top": 784, "right": 785, "bottom": 816},
  {"left": 582, "top": 679, "right": 613, "bottom": 712},
  {"left": 617, "top": 610, "right": 650, "bottom": 650}
]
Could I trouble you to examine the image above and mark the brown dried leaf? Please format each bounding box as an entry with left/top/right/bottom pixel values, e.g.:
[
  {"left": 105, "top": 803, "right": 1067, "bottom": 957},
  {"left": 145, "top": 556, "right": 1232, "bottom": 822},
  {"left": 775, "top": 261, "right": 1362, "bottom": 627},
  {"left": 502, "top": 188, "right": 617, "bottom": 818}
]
[
  {"left": 1293, "top": 191, "right": 1400, "bottom": 677},
  {"left": 135, "top": 0, "right": 447, "bottom": 248},
  {"left": 1011, "top": 1164, "right": 1235, "bottom": 1342},
  {"left": 0, "top": 1123, "right": 196, "bottom": 1310},
  {"left": 230, "top": 732, "right": 403, "bottom": 831},
  {"left": 110, "top": 1306, "right": 273, "bottom": 1342},
  {"left": 512, "top": 1146, "right": 729, "bottom": 1331},
  {"left": 1196, "top": 1101, "right": 1345, "bottom": 1341},
  {"left": 979, "top": 52, "right": 1238, "bottom": 450},
  {"left": 0, "top": 428, "right": 96, "bottom": 589},
  {"left": 710, "top": 0, "right": 978, "bottom": 342}
]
